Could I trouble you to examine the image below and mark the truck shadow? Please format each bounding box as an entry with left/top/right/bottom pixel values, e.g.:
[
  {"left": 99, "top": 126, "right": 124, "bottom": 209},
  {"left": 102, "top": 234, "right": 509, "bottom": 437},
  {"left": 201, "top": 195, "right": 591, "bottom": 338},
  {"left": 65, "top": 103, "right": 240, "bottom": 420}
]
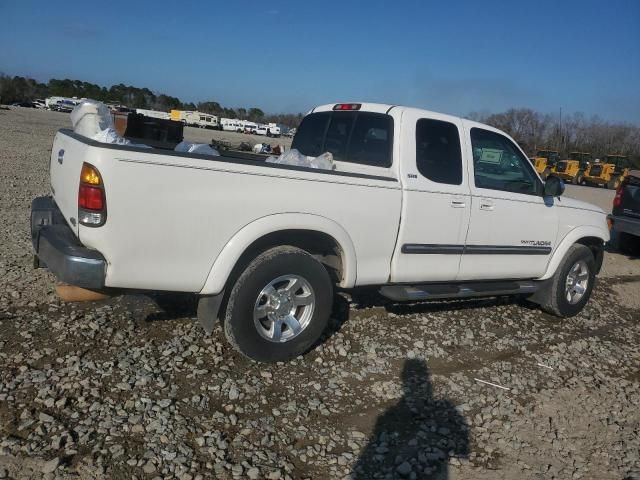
[
  {"left": 144, "top": 293, "right": 199, "bottom": 323},
  {"left": 352, "top": 358, "right": 469, "bottom": 479}
]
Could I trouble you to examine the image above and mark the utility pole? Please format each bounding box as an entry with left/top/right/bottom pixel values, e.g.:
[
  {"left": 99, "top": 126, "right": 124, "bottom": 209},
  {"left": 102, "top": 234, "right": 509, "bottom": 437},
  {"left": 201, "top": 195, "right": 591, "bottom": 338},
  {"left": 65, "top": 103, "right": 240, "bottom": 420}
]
[{"left": 559, "top": 107, "right": 562, "bottom": 153}]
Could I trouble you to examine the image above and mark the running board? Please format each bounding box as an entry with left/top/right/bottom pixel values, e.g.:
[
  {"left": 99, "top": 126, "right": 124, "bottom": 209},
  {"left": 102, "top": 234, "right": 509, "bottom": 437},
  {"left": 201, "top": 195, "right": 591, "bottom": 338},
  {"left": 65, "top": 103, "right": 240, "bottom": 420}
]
[{"left": 379, "top": 280, "right": 539, "bottom": 302}]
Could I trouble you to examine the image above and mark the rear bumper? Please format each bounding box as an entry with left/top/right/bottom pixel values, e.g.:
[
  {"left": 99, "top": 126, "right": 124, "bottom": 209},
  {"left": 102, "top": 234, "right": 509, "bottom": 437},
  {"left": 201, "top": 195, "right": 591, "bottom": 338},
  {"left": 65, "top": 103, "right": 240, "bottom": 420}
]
[
  {"left": 609, "top": 214, "right": 640, "bottom": 237},
  {"left": 31, "top": 196, "right": 106, "bottom": 289}
]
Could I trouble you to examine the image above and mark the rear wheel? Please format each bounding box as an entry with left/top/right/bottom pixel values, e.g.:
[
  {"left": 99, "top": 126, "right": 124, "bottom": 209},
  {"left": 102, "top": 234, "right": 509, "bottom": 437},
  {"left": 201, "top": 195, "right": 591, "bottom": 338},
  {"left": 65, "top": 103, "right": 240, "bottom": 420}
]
[
  {"left": 223, "top": 246, "right": 333, "bottom": 362},
  {"left": 537, "top": 244, "right": 595, "bottom": 317}
]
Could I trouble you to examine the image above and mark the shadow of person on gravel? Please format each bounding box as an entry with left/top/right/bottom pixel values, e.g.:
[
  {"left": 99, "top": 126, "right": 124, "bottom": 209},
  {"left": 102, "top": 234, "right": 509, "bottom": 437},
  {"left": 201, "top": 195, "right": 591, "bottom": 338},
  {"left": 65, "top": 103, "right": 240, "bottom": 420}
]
[{"left": 352, "top": 359, "right": 469, "bottom": 479}]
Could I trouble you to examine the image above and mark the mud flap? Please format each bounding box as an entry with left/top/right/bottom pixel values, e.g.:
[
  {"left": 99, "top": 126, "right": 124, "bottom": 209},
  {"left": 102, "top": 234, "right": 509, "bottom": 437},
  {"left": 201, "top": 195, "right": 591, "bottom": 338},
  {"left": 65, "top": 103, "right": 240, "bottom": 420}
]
[
  {"left": 197, "top": 292, "right": 225, "bottom": 334},
  {"left": 527, "top": 279, "right": 552, "bottom": 306}
]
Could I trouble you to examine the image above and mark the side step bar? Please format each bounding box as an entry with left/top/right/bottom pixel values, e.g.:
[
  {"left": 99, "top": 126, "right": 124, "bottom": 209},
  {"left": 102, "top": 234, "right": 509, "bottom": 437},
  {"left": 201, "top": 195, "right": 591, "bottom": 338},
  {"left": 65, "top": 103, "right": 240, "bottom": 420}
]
[{"left": 379, "top": 280, "right": 539, "bottom": 302}]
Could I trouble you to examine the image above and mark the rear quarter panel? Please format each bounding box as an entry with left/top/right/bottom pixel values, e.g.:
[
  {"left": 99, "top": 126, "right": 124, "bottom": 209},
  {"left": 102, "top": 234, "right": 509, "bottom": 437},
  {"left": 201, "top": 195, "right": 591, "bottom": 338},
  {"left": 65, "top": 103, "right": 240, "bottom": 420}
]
[{"left": 78, "top": 145, "right": 402, "bottom": 292}]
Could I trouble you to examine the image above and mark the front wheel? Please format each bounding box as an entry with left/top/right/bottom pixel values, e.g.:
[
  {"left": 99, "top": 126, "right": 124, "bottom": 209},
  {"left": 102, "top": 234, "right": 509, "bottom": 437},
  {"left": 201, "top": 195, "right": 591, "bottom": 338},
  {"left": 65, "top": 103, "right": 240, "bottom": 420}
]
[
  {"left": 223, "top": 246, "right": 333, "bottom": 362},
  {"left": 537, "top": 244, "right": 595, "bottom": 317}
]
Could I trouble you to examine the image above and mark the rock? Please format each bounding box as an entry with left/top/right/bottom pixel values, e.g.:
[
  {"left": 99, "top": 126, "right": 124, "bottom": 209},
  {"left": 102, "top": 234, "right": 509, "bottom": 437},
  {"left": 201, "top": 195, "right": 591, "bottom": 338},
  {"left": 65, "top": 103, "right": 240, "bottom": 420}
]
[
  {"left": 39, "top": 412, "right": 55, "bottom": 423},
  {"left": 41, "top": 458, "right": 60, "bottom": 474},
  {"left": 229, "top": 386, "right": 239, "bottom": 401},
  {"left": 142, "top": 461, "right": 156, "bottom": 474},
  {"left": 396, "top": 461, "right": 412, "bottom": 476},
  {"left": 247, "top": 467, "right": 260, "bottom": 479}
]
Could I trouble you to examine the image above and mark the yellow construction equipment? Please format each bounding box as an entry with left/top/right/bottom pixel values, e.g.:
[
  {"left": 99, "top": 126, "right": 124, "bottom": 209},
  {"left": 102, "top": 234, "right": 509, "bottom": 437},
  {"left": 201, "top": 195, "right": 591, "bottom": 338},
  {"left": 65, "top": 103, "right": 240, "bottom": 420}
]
[
  {"left": 553, "top": 152, "right": 592, "bottom": 185},
  {"left": 530, "top": 149, "right": 559, "bottom": 179},
  {"left": 583, "top": 155, "right": 630, "bottom": 189}
]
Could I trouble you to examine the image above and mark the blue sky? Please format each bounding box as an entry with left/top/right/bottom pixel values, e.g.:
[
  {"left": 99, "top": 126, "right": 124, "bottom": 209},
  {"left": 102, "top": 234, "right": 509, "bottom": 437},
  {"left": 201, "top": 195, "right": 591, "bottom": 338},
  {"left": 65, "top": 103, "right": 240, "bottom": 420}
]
[{"left": 1, "top": 0, "right": 639, "bottom": 122}]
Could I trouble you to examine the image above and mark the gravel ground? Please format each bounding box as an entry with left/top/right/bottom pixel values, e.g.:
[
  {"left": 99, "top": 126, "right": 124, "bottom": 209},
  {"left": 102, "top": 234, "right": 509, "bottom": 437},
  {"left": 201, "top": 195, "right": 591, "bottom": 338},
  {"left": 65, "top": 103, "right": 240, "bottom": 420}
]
[{"left": 1, "top": 107, "right": 639, "bottom": 480}]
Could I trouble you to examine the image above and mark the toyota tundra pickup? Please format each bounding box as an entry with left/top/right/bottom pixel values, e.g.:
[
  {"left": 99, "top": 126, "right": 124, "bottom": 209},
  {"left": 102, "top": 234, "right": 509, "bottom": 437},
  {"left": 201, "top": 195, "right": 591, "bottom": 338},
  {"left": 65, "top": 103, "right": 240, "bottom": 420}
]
[{"left": 31, "top": 102, "right": 609, "bottom": 362}]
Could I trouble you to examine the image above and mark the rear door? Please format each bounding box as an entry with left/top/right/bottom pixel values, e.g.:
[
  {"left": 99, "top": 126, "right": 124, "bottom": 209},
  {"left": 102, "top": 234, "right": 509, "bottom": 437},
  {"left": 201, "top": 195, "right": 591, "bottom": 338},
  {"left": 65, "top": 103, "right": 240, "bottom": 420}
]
[
  {"left": 458, "top": 125, "right": 558, "bottom": 280},
  {"left": 391, "top": 111, "right": 471, "bottom": 282}
]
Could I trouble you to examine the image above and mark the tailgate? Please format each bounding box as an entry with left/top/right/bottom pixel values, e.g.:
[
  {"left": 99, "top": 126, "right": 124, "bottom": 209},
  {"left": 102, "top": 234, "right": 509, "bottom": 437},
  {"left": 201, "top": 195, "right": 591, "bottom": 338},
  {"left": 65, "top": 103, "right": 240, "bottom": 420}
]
[{"left": 49, "top": 131, "right": 87, "bottom": 236}]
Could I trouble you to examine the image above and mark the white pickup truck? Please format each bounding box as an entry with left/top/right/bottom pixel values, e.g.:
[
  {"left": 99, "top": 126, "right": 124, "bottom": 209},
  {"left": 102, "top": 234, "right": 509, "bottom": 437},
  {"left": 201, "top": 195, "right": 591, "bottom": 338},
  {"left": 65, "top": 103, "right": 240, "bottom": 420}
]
[{"left": 31, "top": 102, "right": 609, "bottom": 362}]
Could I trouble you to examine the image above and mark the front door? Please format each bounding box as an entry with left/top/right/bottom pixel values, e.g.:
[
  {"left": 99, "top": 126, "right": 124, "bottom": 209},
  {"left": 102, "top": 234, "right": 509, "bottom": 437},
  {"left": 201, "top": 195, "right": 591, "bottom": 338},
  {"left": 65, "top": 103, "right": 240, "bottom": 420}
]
[
  {"left": 391, "top": 112, "right": 471, "bottom": 282},
  {"left": 459, "top": 126, "right": 558, "bottom": 280}
]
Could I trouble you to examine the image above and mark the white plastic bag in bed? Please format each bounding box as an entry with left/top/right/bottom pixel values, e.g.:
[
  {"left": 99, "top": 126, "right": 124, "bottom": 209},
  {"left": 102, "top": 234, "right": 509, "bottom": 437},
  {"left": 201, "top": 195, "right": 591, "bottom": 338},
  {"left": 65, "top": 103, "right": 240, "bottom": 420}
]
[
  {"left": 71, "top": 99, "right": 137, "bottom": 145},
  {"left": 266, "top": 149, "right": 335, "bottom": 170},
  {"left": 174, "top": 141, "right": 220, "bottom": 156}
]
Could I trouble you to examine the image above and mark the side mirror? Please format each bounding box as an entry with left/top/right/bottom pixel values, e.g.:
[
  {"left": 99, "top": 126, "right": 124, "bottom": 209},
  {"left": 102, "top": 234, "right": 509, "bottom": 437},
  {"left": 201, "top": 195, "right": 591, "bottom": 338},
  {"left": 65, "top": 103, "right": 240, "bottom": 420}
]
[{"left": 544, "top": 175, "right": 565, "bottom": 197}]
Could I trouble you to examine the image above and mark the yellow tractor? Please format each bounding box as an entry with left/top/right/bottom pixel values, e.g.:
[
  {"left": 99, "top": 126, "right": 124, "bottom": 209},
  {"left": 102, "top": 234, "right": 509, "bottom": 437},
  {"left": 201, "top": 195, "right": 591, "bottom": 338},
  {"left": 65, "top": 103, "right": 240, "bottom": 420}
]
[
  {"left": 530, "top": 149, "right": 559, "bottom": 179},
  {"left": 583, "top": 155, "right": 630, "bottom": 189},
  {"left": 553, "top": 152, "right": 592, "bottom": 185}
]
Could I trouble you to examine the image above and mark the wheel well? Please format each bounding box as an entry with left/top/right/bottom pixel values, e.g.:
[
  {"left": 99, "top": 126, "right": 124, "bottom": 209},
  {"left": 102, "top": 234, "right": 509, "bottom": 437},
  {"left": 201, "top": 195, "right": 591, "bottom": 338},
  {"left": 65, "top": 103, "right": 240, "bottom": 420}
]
[
  {"left": 227, "top": 230, "right": 344, "bottom": 289},
  {"left": 576, "top": 236, "right": 605, "bottom": 273}
]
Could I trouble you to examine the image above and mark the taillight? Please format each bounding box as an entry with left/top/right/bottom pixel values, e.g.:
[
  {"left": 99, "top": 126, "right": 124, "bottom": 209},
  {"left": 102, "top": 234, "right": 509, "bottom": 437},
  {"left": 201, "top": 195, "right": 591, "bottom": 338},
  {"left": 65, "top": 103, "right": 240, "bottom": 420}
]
[
  {"left": 79, "top": 185, "right": 104, "bottom": 210},
  {"left": 78, "top": 162, "right": 106, "bottom": 226},
  {"left": 333, "top": 103, "right": 361, "bottom": 111},
  {"left": 613, "top": 184, "right": 624, "bottom": 208}
]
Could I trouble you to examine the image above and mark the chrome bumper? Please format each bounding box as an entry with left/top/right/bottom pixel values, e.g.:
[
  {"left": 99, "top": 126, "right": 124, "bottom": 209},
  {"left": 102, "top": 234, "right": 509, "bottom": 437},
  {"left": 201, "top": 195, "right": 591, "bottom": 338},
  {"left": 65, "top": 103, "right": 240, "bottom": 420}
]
[{"left": 31, "top": 196, "right": 106, "bottom": 289}]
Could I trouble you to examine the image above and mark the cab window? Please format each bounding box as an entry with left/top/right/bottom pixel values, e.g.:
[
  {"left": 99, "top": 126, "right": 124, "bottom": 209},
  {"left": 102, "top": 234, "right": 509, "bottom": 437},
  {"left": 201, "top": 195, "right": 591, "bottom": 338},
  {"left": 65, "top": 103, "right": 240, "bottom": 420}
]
[
  {"left": 292, "top": 111, "right": 393, "bottom": 167},
  {"left": 470, "top": 128, "right": 541, "bottom": 195}
]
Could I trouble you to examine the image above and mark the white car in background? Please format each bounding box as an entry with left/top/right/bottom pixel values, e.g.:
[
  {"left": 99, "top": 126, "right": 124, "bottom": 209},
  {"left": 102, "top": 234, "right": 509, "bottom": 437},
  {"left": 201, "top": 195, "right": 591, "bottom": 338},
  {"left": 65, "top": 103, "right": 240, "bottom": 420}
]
[
  {"left": 243, "top": 122, "right": 258, "bottom": 134},
  {"left": 256, "top": 125, "right": 281, "bottom": 137}
]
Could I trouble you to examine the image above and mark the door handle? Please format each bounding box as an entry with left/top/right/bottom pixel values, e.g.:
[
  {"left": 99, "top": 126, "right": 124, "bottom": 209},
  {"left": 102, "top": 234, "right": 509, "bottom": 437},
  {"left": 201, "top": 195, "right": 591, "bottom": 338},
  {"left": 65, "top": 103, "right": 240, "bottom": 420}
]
[
  {"left": 479, "top": 200, "right": 494, "bottom": 211},
  {"left": 450, "top": 200, "right": 466, "bottom": 208}
]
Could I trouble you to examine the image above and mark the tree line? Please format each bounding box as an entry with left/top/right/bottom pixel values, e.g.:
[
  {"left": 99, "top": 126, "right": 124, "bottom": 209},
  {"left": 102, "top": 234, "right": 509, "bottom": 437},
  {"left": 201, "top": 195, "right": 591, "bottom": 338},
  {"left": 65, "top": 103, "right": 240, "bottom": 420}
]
[
  {"left": 1, "top": 74, "right": 639, "bottom": 158},
  {"left": 0, "top": 74, "right": 303, "bottom": 126}
]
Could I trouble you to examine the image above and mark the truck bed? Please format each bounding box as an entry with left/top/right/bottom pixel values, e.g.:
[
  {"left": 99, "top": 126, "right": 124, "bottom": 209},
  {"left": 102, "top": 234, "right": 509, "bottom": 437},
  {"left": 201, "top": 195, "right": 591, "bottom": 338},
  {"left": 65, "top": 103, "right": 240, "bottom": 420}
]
[{"left": 49, "top": 129, "right": 402, "bottom": 294}]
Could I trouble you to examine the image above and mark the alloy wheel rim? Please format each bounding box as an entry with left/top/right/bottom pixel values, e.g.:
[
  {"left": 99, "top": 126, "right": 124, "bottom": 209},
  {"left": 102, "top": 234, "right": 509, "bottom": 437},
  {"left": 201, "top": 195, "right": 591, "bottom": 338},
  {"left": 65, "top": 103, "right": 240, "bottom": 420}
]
[
  {"left": 565, "top": 260, "right": 589, "bottom": 304},
  {"left": 253, "top": 275, "right": 315, "bottom": 343}
]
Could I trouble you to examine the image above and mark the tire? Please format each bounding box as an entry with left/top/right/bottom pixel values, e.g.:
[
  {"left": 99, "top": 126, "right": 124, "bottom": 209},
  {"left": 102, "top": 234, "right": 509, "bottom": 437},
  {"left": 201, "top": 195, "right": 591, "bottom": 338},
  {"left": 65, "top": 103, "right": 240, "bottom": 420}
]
[
  {"left": 223, "top": 246, "right": 333, "bottom": 362},
  {"left": 537, "top": 244, "right": 596, "bottom": 317},
  {"left": 617, "top": 231, "right": 640, "bottom": 255}
]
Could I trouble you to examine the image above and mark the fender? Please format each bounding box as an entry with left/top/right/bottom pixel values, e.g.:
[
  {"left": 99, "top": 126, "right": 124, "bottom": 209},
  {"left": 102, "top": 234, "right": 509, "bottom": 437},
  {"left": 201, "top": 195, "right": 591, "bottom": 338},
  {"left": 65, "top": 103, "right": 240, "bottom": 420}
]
[
  {"left": 539, "top": 225, "right": 609, "bottom": 280},
  {"left": 199, "top": 213, "right": 358, "bottom": 295}
]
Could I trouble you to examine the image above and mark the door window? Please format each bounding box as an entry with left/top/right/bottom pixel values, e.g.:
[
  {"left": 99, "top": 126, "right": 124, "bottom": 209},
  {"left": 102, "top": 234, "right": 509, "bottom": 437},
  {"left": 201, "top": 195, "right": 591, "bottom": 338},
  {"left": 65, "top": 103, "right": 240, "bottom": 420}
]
[
  {"left": 470, "top": 128, "right": 541, "bottom": 195},
  {"left": 415, "top": 119, "right": 462, "bottom": 185}
]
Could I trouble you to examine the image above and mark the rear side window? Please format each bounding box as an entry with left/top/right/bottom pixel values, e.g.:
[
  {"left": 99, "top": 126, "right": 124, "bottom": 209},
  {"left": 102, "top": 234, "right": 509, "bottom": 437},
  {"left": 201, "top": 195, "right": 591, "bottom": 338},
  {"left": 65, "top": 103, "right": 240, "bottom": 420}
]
[
  {"left": 292, "top": 111, "right": 393, "bottom": 167},
  {"left": 292, "top": 112, "right": 330, "bottom": 157},
  {"left": 415, "top": 119, "right": 463, "bottom": 185}
]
